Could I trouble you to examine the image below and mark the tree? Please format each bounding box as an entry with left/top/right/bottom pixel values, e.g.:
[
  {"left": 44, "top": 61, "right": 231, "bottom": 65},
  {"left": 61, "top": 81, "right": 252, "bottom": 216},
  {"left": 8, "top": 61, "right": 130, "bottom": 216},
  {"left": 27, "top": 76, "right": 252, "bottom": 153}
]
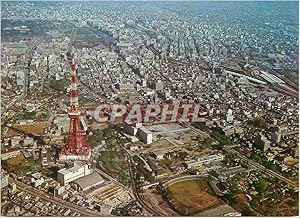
[
  {"left": 254, "top": 179, "right": 269, "bottom": 192},
  {"left": 252, "top": 116, "right": 266, "bottom": 128},
  {"left": 202, "top": 137, "right": 213, "bottom": 147}
]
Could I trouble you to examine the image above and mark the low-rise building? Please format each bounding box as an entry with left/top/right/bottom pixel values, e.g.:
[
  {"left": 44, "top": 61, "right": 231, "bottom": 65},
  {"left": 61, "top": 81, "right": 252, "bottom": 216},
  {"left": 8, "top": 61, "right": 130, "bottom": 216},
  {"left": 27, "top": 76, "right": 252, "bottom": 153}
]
[
  {"left": 184, "top": 154, "right": 224, "bottom": 169},
  {"left": 11, "top": 136, "right": 22, "bottom": 147},
  {"left": 71, "top": 172, "right": 104, "bottom": 192},
  {"left": 23, "top": 137, "right": 34, "bottom": 146}
]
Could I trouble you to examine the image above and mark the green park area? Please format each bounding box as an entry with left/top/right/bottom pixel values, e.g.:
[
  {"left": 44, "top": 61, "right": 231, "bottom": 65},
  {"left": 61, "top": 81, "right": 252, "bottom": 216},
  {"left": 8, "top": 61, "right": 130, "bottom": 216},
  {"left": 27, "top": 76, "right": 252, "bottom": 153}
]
[
  {"left": 133, "top": 155, "right": 155, "bottom": 183},
  {"left": 37, "top": 112, "right": 49, "bottom": 121},
  {"left": 50, "top": 78, "right": 69, "bottom": 92},
  {"left": 88, "top": 126, "right": 130, "bottom": 186},
  {"left": 18, "top": 111, "right": 36, "bottom": 120},
  {"left": 249, "top": 116, "right": 266, "bottom": 128},
  {"left": 210, "top": 129, "right": 233, "bottom": 145},
  {"left": 192, "top": 122, "right": 210, "bottom": 132},
  {"left": 79, "top": 96, "right": 96, "bottom": 105},
  {"left": 254, "top": 178, "right": 270, "bottom": 192},
  {"left": 250, "top": 153, "right": 295, "bottom": 182},
  {"left": 249, "top": 178, "right": 298, "bottom": 216},
  {"left": 192, "top": 122, "right": 233, "bottom": 146},
  {"left": 2, "top": 155, "right": 41, "bottom": 177},
  {"left": 226, "top": 171, "right": 298, "bottom": 216},
  {"left": 250, "top": 154, "right": 280, "bottom": 173}
]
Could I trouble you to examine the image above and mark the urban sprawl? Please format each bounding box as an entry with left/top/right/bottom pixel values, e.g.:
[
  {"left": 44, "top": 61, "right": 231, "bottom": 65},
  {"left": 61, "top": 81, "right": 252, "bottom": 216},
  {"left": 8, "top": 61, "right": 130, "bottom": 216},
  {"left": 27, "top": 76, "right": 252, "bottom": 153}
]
[{"left": 1, "top": 1, "right": 299, "bottom": 217}]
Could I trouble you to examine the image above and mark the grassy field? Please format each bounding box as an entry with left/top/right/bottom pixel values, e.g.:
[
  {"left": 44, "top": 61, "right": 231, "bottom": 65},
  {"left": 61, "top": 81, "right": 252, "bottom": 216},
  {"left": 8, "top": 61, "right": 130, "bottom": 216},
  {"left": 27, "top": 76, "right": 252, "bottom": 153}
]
[
  {"left": 2, "top": 155, "right": 41, "bottom": 176},
  {"left": 166, "top": 178, "right": 224, "bottom": 215}
]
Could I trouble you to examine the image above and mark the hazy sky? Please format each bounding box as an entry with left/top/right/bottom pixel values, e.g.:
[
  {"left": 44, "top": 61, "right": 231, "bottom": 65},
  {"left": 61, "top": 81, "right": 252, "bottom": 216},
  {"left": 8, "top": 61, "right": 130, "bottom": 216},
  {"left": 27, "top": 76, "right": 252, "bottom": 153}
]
[{"left": 2, "top": 0, "right": 299, "bottom": 2}]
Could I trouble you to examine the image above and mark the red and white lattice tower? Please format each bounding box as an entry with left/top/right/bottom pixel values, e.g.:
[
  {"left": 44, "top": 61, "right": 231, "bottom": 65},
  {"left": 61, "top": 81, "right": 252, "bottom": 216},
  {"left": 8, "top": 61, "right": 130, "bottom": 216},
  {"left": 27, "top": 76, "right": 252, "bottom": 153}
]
[{"left": 59, "top": 59, "right": 91, "bottom": 161}]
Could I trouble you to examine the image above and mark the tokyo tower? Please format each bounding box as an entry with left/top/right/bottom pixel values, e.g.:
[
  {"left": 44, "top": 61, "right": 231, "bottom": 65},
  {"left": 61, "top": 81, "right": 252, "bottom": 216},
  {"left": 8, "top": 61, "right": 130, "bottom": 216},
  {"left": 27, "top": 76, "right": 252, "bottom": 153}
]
[{"left": 59, "top": 59, "right": 91, "bottom": 161}]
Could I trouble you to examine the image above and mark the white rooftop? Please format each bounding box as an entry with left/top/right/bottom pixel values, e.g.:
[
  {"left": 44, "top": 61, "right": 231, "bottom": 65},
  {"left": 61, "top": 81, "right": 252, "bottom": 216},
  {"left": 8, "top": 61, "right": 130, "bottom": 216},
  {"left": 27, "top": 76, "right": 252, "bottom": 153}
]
[{"left": 58, "top": 164, "right": 84, "bottom": 175}]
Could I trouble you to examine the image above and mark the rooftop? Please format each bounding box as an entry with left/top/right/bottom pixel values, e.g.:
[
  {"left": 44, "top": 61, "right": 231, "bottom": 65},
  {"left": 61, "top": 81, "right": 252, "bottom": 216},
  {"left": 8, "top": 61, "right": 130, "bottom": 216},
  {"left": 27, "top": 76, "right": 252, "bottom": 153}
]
[
  {"left": 194, "top": 204, "right": 239, "bottom": 216},
  {"left": 57, "top": 164, "right": 84, "bottom": 175},
  {"left": 72, "top": 172, "right": 104, "bottom": 190}
]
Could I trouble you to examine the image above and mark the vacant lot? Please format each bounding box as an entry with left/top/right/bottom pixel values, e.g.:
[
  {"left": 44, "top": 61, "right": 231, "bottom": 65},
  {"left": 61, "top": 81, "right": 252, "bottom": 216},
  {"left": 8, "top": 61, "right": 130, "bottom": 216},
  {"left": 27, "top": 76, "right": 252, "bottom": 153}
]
[
  {"left": 6, "top": 154, "right": 24, "bottom": 166},
  {"left": 166, "top": 178, "right": 224, "bottom": 215},
  {"left": 6, "top": 122, "right": 45, "bottom": 137}
]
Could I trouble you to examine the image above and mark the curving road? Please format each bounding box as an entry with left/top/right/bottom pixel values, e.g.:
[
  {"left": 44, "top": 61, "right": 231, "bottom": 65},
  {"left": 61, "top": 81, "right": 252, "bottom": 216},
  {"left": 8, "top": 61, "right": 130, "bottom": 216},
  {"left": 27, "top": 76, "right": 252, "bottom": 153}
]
[
  {"left": 127, "top": 156, "right": 166, "bottom": 216},
  {"left": 162, "top": 174, "right": 207, "bottom": 188},
  {"left": 120, "top": 143, "right": 167, "bottom": 216}
]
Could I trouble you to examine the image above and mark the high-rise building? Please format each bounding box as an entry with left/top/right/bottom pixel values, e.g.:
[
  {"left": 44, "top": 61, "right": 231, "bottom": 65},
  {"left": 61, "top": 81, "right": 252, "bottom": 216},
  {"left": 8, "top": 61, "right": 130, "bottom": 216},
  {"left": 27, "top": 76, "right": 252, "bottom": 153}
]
[
  {"left": 1, "top": 174, "right": 8, "bottom": 189},
  {"left": 226, "top": 109, "right": 233, "bottom": 123}
]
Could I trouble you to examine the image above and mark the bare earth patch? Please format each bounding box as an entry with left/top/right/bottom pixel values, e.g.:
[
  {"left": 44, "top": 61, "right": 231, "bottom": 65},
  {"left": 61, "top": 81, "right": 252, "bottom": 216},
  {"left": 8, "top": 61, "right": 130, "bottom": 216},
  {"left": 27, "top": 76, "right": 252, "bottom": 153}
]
[{"left": 166, "top": 178, "right": 224, "bottom": 215}]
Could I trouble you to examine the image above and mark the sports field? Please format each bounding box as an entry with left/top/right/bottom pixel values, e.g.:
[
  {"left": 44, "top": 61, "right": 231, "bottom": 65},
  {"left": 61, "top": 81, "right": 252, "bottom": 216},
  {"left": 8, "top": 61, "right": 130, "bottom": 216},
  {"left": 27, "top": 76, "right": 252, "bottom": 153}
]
[{"left": 166, "top": 178, "right": 224, "bottom": 215}]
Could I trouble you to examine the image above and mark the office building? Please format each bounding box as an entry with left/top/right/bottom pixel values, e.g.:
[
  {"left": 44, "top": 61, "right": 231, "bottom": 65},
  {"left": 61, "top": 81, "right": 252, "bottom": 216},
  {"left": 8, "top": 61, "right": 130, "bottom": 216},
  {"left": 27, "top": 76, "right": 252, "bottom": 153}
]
[{"left": 57, "top": 163, "right": 93, "bottom": 186}]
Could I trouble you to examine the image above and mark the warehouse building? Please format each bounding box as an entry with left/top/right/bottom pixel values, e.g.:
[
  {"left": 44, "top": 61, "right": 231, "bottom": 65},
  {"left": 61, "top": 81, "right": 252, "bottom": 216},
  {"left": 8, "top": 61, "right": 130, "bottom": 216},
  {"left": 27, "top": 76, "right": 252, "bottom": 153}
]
[
  {"left": 184, "top": 154, "right": 224, "bottom": 169},
  {"left": 71, "top": 172, "right": 105, "bottom": 192}
]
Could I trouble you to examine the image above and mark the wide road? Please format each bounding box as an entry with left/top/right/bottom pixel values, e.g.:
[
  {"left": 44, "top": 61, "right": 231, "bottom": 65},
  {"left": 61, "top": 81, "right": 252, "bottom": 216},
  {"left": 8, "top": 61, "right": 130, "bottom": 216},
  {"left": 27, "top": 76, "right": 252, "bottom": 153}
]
[
  {"left": 127, "top": 155, "right": 166, "bottom": 216},
  {"left": 224, "top": 147, "right": 299, "bottom": 191},
  {"left": 67, "top": 28, "right": 77, "bottom": 58},
  {"left": 2, "top": 38, "right": 43, "bottom": 115},
  {"left": 120, "top": 143, "right": 166, "bottom": 216},
  {"left": 9, "top": 178, "right": 104, "bottom": 216}
]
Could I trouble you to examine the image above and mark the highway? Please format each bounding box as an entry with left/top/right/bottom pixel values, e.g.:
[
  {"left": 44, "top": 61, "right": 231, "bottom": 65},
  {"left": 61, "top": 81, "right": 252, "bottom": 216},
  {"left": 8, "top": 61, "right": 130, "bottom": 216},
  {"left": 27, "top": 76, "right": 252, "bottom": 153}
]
[
  {"left": 2, "top": 38, "right": 43, "bottom": 115},
  {"left": 224, "top": 147, "right": 299, "bottom": 191},
  {"left": 281, "top": 129, "right": 299, "bottom": 136},
  {"left": 127, "top": 155, "right": 167, "bottom": 216},
  {"left": 119, "top": 142, "right": 166, "bottom": 216},
  {"left": 9, "top": 178, "right": 105, "bottom": 216},
  {"left": 67, "top": 28, "right": 77, "bottom": 59}
]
